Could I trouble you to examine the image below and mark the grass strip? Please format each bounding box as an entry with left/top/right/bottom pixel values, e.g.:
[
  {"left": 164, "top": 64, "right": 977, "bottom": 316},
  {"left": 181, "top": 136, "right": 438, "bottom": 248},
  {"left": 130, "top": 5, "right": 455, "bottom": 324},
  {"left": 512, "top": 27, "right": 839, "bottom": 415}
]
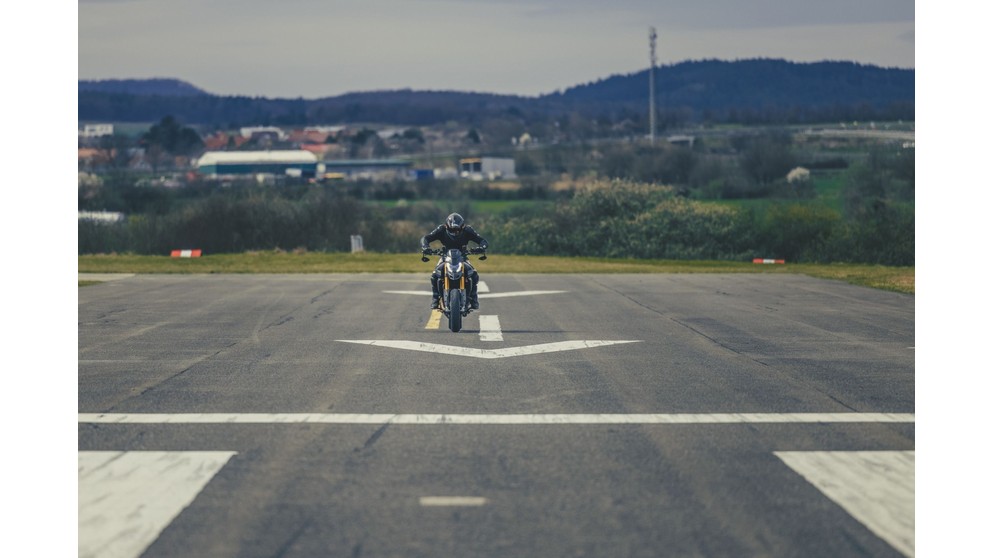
[{"left": 79, "top": 252, "right": 914, "bottom": 294}]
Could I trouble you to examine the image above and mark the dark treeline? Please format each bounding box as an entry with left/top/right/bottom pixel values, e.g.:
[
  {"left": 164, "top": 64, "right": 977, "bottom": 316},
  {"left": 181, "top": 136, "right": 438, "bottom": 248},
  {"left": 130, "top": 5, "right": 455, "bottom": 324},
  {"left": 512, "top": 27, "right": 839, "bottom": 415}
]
[{"left": 79, "top": 59, "right": 913, "bottom": 129}]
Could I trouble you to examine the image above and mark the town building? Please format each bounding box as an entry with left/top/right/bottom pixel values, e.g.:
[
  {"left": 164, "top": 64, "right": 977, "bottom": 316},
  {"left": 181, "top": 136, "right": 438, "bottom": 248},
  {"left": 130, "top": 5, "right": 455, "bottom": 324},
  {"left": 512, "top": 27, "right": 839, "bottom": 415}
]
[
  {"left": 79, "top": 124, "right": 114, "bottom": 138},
  {"left": 195, "top": 150, "right": 318, "bottom": 178},
  {"left": 458, "top": 157, "right": 516, "bottom": 180},
  {"left": 320, "top": 159, "right": 413, "bottom": 181}
]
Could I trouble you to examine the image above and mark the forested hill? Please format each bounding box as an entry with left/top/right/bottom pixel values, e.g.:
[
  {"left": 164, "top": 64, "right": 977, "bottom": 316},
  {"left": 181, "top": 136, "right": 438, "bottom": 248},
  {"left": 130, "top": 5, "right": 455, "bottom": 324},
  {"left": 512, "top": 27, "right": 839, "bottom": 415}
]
[
  {"left": 78, "top": 59, "right": 914, "bottom": 127},
  {"left": 78, "top": 78, "right": 210, "bottom": 97}
]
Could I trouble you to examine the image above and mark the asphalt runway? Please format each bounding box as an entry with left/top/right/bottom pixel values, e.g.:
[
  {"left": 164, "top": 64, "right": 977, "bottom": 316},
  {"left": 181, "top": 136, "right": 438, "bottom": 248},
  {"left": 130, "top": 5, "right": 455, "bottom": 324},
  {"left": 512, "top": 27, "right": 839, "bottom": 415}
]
[{"left": 78, "top": 273, "right": 915, "bottom": 558}]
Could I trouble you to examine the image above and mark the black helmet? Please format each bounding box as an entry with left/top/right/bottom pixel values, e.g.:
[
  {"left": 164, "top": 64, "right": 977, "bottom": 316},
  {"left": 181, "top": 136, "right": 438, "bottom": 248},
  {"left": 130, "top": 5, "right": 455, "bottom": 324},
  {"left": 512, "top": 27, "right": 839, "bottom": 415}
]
[{"left": 445, "top": 213, "right": 465, "bottom": 233}]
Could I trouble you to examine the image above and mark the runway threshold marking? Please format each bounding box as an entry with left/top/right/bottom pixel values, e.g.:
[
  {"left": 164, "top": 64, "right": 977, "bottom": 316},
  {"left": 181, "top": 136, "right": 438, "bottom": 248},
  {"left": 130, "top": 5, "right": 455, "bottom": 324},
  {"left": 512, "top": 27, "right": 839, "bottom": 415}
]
[
  {"left": 776, "top": 451, "right": 914, "bottom": 557},
  {"left": 79, "top": 450, "right": 235, "bottom": 558},
  {"left": 78, "top": 413, "right": 915, "bottom": 425}
]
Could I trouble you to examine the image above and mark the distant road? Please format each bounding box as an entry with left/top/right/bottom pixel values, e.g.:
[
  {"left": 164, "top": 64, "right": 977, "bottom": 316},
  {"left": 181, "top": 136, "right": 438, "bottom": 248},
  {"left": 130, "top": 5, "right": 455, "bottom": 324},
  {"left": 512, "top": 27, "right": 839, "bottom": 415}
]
[
  {"left": 79, "top": 273, "right": 914, "bottom": 558},
  {"left": 800, "top": 128, "right": 915, "bottom": 142}
]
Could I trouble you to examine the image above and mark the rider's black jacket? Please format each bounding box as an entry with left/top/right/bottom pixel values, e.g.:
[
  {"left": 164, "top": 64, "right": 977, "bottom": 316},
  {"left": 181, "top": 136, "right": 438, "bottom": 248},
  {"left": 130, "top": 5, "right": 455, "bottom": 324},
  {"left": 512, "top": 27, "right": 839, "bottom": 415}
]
[{"left": 421, "top": 225, "right": 489, "bottom": 254}]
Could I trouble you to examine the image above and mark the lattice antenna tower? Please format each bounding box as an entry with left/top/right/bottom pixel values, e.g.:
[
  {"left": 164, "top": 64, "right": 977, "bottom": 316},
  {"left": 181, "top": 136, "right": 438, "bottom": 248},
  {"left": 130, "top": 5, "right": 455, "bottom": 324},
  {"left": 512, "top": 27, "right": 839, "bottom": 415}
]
[{"left": 649, "top": 27, "right": 658, "bottom": 143}]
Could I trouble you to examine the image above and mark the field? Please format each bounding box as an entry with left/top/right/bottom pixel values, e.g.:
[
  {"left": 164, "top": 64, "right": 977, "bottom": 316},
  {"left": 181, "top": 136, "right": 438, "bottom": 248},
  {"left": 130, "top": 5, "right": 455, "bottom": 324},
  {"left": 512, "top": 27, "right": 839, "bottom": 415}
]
[{"left": 79, "top": 252, "right": 914, "bottom": 294}]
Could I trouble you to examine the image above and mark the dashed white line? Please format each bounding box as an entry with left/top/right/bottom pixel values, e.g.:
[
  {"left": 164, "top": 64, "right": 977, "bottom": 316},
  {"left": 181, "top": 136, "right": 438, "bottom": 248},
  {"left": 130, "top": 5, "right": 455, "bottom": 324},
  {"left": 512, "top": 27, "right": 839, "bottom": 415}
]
[
  {"left": 419, "top": 496, "right": 489, "bottom": 507},
  {"left": 479, "top": 315, "right": 503, "bottom": 342}
]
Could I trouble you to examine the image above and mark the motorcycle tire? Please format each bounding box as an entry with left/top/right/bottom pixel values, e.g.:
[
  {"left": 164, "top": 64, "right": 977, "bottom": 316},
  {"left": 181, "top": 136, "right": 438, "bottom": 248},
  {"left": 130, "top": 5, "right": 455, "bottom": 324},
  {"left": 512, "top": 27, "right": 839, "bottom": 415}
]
[{"left": 448, "top": 290, "right": 463, "bottom": 332}]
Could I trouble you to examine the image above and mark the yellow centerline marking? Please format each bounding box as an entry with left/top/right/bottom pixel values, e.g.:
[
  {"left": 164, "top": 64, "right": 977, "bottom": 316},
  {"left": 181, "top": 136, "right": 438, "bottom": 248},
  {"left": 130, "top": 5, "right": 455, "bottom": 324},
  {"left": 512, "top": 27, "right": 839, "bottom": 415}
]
[{"left": 426, "top": 309, "right": 442, "bottom": 329}]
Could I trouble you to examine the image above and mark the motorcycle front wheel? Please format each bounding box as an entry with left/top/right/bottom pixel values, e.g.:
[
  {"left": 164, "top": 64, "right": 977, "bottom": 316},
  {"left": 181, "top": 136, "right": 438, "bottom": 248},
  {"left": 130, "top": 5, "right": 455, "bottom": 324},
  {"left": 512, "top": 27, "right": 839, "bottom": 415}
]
[{"left": 448, "top": 290, "right": 463, "bottom": 332}]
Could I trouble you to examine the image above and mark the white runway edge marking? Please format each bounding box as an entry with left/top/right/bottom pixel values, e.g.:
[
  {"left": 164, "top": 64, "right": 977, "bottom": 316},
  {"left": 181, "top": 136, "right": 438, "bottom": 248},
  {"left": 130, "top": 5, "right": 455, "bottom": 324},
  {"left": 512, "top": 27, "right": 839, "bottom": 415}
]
[
  {"left": 419, "top": 496, "right": 489, "bottom": 507},
  {"left": 383, "top": 290, "right": 567, "bottom": 298},
  {"left": 79, "top": 451, "right": 236, "bottom": 558},
  {"left": 478, "top": 315, "right": 503, "bottom": 342},
  {"left": 336, "top": 339, "right": 638, "bottom": 359},
  {"left": 385, "top": 281, "right": 487, "bottom": 295},
  {"left": 78, "top": 413, "right": 914, "bottom": 425},
  {"left": 479, "top": 290, "right": 567, "bottom": 298},
  {"left": 776, "top": 451, "right": 915, "bottom": 557}
]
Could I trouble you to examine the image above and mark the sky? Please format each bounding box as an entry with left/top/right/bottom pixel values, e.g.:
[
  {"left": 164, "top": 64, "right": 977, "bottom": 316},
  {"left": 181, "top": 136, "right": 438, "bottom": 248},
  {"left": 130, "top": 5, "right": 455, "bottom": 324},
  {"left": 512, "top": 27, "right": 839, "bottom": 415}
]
[{"left": 78, "top": 0, "right": 915, "bottom": 99}]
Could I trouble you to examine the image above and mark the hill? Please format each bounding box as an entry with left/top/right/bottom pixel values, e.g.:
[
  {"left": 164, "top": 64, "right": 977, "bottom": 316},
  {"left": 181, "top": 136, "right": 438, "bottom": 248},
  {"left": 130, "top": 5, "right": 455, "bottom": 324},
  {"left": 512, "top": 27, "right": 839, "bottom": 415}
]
[
  {"left": 78, "top": 59, "right": 913, "bottom": 127},
  {"left": 78, "top": 78, "right": 210, "bottom": 97}
]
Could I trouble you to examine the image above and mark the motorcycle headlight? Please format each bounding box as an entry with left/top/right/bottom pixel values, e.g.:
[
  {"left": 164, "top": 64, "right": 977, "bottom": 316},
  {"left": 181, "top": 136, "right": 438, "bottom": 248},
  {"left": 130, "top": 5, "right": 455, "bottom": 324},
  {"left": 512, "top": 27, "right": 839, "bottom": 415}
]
[{"left": 446, "top": 262, "right": 464, "bottom": 279}]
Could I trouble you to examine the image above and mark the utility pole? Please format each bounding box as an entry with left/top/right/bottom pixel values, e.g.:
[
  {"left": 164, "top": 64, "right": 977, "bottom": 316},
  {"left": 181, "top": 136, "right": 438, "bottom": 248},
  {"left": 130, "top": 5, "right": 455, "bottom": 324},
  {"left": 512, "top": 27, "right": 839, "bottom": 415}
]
[{"left": 649, "top": 27, "right": 657, "bottom": 144}]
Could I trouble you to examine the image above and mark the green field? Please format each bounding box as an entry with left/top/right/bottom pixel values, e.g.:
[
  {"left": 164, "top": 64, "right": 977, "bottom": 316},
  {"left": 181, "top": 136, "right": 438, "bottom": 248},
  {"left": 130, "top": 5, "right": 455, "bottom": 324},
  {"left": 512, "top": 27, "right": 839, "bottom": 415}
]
[{"left": 79, "top": 252, "right": 914, "bottom": 294}]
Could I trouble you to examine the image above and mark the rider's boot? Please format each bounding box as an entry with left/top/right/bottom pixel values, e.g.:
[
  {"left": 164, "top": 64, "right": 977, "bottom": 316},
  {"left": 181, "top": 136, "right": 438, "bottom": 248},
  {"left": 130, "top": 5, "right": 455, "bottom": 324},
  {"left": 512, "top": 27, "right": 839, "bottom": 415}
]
[
  {"left": 469, "top": 283, "right": 480, "bottom": 310},
  {"left": 430, "top": 276, "right": 441, "bottom": 309}
]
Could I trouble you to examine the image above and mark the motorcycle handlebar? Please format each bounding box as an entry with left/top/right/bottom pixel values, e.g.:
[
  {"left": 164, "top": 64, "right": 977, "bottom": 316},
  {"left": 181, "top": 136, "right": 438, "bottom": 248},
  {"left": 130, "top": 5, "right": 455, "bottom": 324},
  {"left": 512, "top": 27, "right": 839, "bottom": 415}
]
[{"left": 420, "top": 248, "right": 488, "bottom": 261}]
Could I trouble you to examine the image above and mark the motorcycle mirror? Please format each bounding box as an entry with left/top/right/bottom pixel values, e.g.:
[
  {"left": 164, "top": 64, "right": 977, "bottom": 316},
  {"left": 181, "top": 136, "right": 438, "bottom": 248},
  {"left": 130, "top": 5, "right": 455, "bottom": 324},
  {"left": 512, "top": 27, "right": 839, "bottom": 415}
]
[
  {"left": 479, "top": 254, "right": 487, "bottom": 260},
  {"left": 421, "top": 256, "right": 429, "bottom": 262}
]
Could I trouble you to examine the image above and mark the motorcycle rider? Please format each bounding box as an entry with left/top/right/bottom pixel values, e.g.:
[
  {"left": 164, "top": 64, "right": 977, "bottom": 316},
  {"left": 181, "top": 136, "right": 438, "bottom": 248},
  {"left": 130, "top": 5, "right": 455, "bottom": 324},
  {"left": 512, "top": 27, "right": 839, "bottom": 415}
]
[{"left": 421, "top": 213, "right": 489, "bottom": 310}]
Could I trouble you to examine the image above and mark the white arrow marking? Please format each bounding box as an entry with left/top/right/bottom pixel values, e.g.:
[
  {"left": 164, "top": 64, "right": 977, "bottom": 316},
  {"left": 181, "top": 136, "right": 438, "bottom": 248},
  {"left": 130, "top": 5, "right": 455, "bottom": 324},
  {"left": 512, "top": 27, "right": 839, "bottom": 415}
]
[
  {"left": 336, "top": 339, "right": 640, "bottom": 359},
  {"left": 477, "top": 281, "right": 489, "bottom": 293},
  {"left": 479, "top": 315, "right": 503, "bottom": 342}
]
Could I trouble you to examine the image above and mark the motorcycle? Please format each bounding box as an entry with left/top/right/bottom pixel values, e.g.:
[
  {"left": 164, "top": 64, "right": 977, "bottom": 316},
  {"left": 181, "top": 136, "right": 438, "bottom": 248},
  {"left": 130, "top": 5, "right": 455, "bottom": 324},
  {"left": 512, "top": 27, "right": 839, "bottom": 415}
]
[{"left": 422, "top": 247, "right": 487, "bottom": 332}]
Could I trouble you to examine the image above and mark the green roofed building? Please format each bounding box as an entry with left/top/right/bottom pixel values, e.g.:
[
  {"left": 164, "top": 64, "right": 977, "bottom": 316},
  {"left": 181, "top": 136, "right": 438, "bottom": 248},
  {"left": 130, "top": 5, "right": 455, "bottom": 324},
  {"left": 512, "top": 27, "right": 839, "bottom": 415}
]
[{"left": 196, "top": 150, "right": 318, "bottom": 177}]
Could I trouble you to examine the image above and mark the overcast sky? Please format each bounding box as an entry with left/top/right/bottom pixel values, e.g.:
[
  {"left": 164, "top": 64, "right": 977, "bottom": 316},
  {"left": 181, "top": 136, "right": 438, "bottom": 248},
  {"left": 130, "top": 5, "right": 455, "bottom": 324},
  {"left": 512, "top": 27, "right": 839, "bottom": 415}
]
[{"left": 78, "top": 0, "right": 914, "bottom": 99}]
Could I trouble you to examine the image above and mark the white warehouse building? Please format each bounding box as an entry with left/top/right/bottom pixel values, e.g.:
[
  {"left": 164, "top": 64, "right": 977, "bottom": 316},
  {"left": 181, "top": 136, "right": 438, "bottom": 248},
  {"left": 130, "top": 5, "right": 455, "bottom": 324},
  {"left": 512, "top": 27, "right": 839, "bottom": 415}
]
[
  {"left": 458, "top": 157, "right": 516, "bottom": 180},
  {"left": 195, "top": 150, "right": 319, "bottom": 178}
]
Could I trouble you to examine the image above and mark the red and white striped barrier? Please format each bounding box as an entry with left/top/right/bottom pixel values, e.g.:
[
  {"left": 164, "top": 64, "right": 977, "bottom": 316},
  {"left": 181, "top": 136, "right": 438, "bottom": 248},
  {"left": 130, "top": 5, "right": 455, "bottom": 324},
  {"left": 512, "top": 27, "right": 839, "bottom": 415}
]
[
  {"left": 171, "top": 249, "right": 202, "bottom": 258},
  {"left": 753, "top": 258, "right": 785, "bottom": 264}
]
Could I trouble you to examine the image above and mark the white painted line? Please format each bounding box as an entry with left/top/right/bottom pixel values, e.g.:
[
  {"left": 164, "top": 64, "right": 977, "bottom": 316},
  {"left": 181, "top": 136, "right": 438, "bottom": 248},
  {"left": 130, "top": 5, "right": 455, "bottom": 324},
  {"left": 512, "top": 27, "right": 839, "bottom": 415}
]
[
  {"left": 478, "top": 315, "right": 503, "bottom": 342},
  {"left": 419, "top": 496, "right": 489, "bottom": 507},
  {"left": 78, "top": 413, "right": 915, "bottom": 425},
  {"left": 479, "top": 290, "right": 567, "bottom": 298},
  {"left": 79, "top": 451, "right": 236, "bottom": 558},
  {"left": 336, "top": 339, "right": 639, "bottom": 359},
  {"left": 384, "top": 289, "right": 566, "bottom": 298},
  {"left": 776, "top": 451, "right": 914, "bottom": 557},
  {"left": 383, "top": 280, "right": 487, "bottom": 295}
]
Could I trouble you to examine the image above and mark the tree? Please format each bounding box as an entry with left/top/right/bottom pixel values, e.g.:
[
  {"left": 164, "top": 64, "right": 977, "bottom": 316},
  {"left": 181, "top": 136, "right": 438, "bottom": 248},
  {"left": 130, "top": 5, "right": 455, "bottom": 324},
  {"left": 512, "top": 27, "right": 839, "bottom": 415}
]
[
  {"left": 738, "top": 132, "right": 797, "bottom": 185},
  {"left": 142, "top": 115, "right": 204, "bottom": 157}
]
